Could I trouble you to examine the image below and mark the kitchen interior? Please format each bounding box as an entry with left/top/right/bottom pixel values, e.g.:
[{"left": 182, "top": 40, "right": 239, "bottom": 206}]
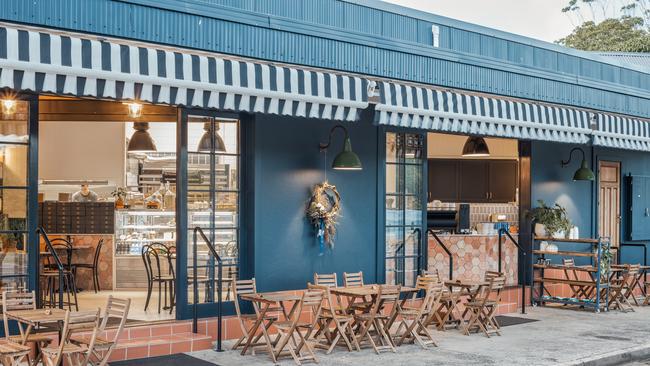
[
  {"left": 35, "top": 97, "right": 238, "bottom": 322},
  {"left": 427, "top": 132, "right": 520, "bottom": 285}
]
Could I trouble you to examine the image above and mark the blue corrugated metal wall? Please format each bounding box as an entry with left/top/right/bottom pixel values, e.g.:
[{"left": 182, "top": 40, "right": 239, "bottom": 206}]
[{"left": 2, "top": 0, "right": 650, "bottom": 118}]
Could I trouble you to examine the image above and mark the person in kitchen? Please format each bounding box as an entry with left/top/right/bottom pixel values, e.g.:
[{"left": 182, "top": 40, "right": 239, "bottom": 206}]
[{"left": 71, "top": 184, "right": 98, "bottom": 202}]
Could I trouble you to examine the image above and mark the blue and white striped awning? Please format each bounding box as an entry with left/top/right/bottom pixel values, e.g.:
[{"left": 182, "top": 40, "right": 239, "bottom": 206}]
[
  {"left": 593, "top": 113, "right": 650, "bottom": 151},
  {"left": 0, "top": 24, "right": 369, "bottom": 121},
  {"left": 375, "top": 81, "right": 593, "bottom": 144}
]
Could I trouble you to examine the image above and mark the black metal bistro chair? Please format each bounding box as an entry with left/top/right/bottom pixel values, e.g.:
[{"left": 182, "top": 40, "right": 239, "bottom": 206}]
[
  {"left": 142, "top": 243, "right": 176, "bottom": 314},
  {"left": 72, "top": 239, "right": 104, "bottom": 293},
  {"left": 40, "top": 234, "right": 79, "bottom": 311}
]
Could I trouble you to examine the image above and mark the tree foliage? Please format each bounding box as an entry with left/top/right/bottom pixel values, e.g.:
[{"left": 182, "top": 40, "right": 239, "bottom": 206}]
[
  {"left": 558, "top": 0, "right": 650, "bottom": 51},
  {"left": 558, "top": 16, "right": 650, "bottom": 51}
]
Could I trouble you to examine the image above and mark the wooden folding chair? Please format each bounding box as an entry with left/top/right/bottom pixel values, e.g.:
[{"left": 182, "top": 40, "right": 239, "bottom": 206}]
[
  {"left": 343, "top": 272, "right": 364, "bottom": 287},
  {"left": 462, "top": 275, "right": 506, "bottom": 337},
  {"left": 343, "top": 271, "right": 373, "bottom": 313},
  {"left": 2, "top": 291, "right": 54, "bottom": 366},
  {"left": 307, "top": 283, "right": 359, "bottom": 354},
  {"left": 231, "top": 278, "right": 278, "bottom": 352},
  {"left": 41, "top": 309, "right": 101, "bottom": 366},
  {"left": 70, "top": 296, "right": 131, "bottom": 366},
  {"left": 313, "top": 273, "right": 338, "bottom": 287},
  {"left": 621, "top": 264, "right": 642, "bottom": 306},
  {"left": 0, "top": 341, "right": 30, "bottom": 366},
  {"left": 271, "top": 290, "right": 322, "bottom": 365},
  {"left": 395, "top": 281, "right": 443, "bottom": 349},
  {"left": 562, "top": 258, "right": 591, "bottom": 299},
  {"left": 353, "top": 285, "right": 400, "bottom": 354},
  {"left": 610, "top": 265, "right": 638, "bottom": 312}
]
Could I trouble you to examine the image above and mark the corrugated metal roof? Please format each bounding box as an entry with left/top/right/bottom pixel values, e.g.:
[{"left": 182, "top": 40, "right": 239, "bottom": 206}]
[
  {"left": 2, "top": 0, "right": 650, "bottom": 119},
  {"left": 595, "top": 52, "right": 650, "bottom": 72}
]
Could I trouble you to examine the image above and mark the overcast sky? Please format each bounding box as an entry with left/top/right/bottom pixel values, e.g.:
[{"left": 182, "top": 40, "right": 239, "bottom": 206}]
[{"left": 382, "top": 0, "right": 577, "bottom": 43}]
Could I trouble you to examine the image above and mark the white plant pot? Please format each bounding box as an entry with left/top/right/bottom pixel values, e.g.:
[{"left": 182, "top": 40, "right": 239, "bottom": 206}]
[
  {"left": 534, "top": 223, "right": 547, "bottom": 237},
  {"left": 551, "top": 230, "right": 566, "bottom": 239}
]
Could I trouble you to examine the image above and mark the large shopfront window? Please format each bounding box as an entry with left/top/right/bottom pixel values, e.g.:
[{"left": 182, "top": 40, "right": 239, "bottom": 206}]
[{"left": 385, "top": 132, "right": 426, "bottom": 287}]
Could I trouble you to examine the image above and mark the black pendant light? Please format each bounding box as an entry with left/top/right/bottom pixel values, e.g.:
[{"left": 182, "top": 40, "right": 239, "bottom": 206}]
[
  {"left": 197, "top": 122, "right": 226, "bottom": 152},
  {"left": 127, "top": 122, "right": 157, "bottom": 152},
  {"left": 462, "top": 136, "right": 490, "bottom": 157}
]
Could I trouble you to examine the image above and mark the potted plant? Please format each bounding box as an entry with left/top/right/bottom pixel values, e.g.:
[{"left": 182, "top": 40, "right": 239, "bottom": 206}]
[
  {"left": 529, "top": 200, "right": 572, "bottom": 239},
  {"left": 111, "top": 187, "right": 128, "bottom": 209}
]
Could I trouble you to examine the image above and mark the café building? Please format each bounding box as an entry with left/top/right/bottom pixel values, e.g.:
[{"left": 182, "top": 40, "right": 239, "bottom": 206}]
[{"left": 0, "top": 0, "right": 650, "bottom": 360}]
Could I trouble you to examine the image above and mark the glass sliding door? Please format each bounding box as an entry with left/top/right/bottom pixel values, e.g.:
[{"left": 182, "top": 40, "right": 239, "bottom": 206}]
[
  {"left": 384, "top": 132, "right": 426, "bottom": 287},
  {"left": 177, "top": 109, "right": 240, "bottom": 319},
  {"left": 0, "top": 98, "right": 36, "bottom": 294}
]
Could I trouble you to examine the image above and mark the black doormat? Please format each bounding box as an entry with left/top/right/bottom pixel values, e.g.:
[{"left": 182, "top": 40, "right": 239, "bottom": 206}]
[
  {"left": 494, "top": 315, "right": 539, "bottom": 327},
  {"left": 112, "top": 354, "right": 218, "bottom": 366}
]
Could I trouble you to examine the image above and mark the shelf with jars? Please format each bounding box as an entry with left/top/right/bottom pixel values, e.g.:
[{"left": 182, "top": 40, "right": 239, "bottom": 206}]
[{"left": 114, "top": 209, "right": 177, "bottom": 256}]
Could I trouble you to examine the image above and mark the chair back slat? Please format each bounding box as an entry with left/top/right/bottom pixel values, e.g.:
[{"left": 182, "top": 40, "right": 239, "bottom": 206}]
[
  {"left": 314, "top": 273, "right": 338, "bottom": 288},
  {"left": 343, "top": 272, "right": 364, "bottom": 287},
  {"left": 421, "top": 269, "right": 443, "bottom": 282},
  {"left": 233, "top": 278, "right": 257, "bottom": 317},
  {"left": 2, "top": 290, "right": 36, "bottom": 338},
  {"left": 415, "top": 275, "right": 438, "bottom": 290}
]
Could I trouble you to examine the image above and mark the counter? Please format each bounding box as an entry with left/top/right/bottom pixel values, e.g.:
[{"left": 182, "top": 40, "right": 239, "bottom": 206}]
[
  {"left": 40, "top": 234, "right": 113, "bottom": 291},
  {"left": 428, "top": 233, "right": 518, "bottom": 285}
]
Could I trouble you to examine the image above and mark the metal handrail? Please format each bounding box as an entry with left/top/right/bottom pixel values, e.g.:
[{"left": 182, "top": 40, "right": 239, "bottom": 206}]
[
  {"left": 192, "top": 226, "right": 223, "bottom": 352},
  {"left": 498, "top": 228, "right": 527, "bottom": 314},
  {"left": 427, "top": 229, "right": 453, "bottom": 280},
  {"left": 35, "top": 227, "right": 64, "bottom": 309}
]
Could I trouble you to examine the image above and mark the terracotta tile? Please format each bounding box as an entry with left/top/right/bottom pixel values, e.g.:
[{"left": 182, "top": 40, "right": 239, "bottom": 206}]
[
  {"left": 105, "top": 330, "right": 118, "bottom": 341},
  {"left": 151, "top": 325, "right": 172, "bottom": 336},
  {"left": 107, "top": 347, "right": 126, "bottom": 362},
  {"left": 197, "top": 320, "right": 208, "bottom": 336},
  {"left": 126, "top": 345, "right": 149, "bottom": 360},
  {"left": 149, "top": 343, "right": 171, "bottom": 357},
  {"left": 191, "top": 339, "right": 213, "bottom": 352},
  {"left": 225, "top": 318, "right": 244, "bottom": 341},
  {"left": 171, "top": 341, "right": 192, "bottom": 354},
  {"left": 173, "top": 323, "right": 192, "bottom": 333},
  {"left": 129, "top": 327, "right": 151, "bottom": 339}
]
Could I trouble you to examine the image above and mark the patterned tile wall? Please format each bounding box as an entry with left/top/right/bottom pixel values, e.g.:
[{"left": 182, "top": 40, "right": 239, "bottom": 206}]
[{"left": 428, "top": 234, "right": 518, "bottom": 285}]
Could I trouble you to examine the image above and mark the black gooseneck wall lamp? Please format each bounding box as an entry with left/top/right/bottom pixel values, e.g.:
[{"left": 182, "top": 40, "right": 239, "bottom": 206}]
[{"left": 561, "top": 147, "right": 595, "bottom": 181}]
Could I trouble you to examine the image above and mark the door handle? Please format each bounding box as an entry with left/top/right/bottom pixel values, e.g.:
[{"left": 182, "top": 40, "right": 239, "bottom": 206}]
[{"left": 645, "top": 208, "right": 649, "bottom": 217}]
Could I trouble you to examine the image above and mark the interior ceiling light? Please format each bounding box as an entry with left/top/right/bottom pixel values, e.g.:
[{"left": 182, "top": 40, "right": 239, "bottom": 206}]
[
  {"left": 127, "top": 122, "right": 157, "bottom": 152},
  {"left": 125, "top": 102, "right": 143, "bottom": 119},
  {"left": 561, "top": 147, "right": 595, "bottom": 181},
  {"left": 198, "top": 122, "right": 226, "bottom": 152},
  {"left": 462, "top": 136, "right": 491, "bottom": 157},
  {"left": 319, "top": 124, "right": 362, "bottom": 171},
  {"left": 1, "top": 99, "right": 16, "bottom": 117}
]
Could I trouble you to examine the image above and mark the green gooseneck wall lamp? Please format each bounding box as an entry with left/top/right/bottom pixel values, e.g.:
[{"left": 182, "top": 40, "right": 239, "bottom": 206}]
[
  {"left": 319, "top": 125, "right": 362, "bottom": 170},
  {"left": 561, "top": 147, "right": 595, "bottom": 181}
]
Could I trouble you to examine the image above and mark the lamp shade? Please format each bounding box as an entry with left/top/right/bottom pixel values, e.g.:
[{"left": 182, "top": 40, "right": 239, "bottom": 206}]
[
  {"left": 332, "top": 137, "right": 362, "bottom": 170},
  {"left": 573, "top": 159, "right": 595, "bottom": 181},
  {"left": 197, "top": 122, "right": 226, "bottom": 152},
  {"left": 127, "top": 122, "right": 157, "bottom": 152},
  {"left": 462, "top": 136, "right": 490, "bottom": 157}
]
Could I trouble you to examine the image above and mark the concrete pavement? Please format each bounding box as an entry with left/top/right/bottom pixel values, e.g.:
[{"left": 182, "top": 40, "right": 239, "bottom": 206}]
[{"left": 189, "top": 306, "right": 650, "bottom": 365}]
